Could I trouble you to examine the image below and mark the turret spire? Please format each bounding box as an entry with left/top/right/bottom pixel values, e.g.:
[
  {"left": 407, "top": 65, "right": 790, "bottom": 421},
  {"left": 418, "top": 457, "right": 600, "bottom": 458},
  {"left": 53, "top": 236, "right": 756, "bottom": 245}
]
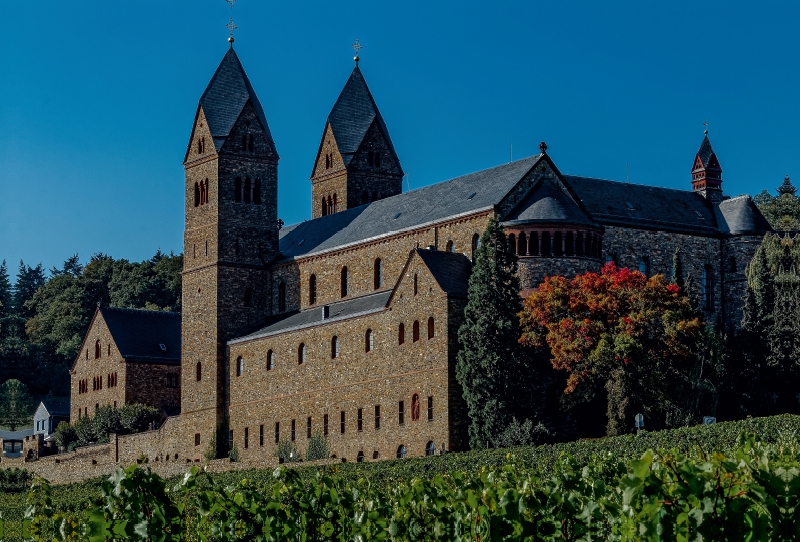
[{"left": 691, "top": 128, "right": 723, "bottom": 202}]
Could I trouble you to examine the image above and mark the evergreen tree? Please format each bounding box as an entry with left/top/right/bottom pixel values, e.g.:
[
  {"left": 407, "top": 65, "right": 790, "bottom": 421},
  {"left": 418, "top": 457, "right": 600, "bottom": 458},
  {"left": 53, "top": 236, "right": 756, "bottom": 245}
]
[
  {"left": 13, "top": 261, "right": 46, "bottom": 318},
  {"left": 0, "top": 379, "right": 34, "bottom": 430},
  {"left": 456, "top": 216, "right": 529, "bottom": 449},
  {"left": 0, "top": 261, "right": 12, "bottom": 319},
  {"left": 671, "top": 248, "right": 684, "bottom": 290},
  {"left": 754, "top": 176, "right": 800, "bottom": 230}
]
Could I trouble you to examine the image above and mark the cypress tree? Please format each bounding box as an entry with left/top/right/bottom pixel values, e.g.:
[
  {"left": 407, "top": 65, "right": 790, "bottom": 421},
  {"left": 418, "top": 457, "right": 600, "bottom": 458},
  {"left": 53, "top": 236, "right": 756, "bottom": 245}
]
[
  {"left": 671, "top": 248, "right": 684, "bottom": 290},
  {"left": 13, "top": 261, "right": 46, "bottom": 318},
  {"left": 456, "top": 216, "right": 525, "bottom": 449},
  {"left": 0, "top": 261, "right": 11, "bottom": 319}
]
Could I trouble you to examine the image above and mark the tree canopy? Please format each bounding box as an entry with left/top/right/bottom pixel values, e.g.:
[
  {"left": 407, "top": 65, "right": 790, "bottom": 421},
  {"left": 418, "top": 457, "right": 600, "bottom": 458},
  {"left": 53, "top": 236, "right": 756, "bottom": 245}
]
[
  {"left": 0, "top": 379, "right": 34, "bottom": 430},
  {"left": 754, "top": 176, "right": 800, "bottom": 230}
]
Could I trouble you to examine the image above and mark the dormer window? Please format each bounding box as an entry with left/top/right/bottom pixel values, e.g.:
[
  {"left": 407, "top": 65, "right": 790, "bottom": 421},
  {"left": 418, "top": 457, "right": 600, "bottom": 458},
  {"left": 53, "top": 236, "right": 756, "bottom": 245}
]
[
  {"left": 159, "top": 344, "right": 167, "bottom": 352},
  {"left": 626, "top": 202, "right": 636, "bottom": 211},
  {"left": 695, "top": 211, "right": 705, "bottom": 220}
]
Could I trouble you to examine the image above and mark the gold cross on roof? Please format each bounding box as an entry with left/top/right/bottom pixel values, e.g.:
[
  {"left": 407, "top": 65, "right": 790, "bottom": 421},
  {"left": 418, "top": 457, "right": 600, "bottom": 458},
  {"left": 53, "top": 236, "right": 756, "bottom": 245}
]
[{"left": 352, "top": 38, "right": 363, "bottom": 63}]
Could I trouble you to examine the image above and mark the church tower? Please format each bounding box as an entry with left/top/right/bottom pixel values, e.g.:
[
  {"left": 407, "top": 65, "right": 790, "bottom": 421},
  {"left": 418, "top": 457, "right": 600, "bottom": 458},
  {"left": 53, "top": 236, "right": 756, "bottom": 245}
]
[
  {"left": 691, "top": 130, "right": 723, "bottom": 202},
  {"left": 310, "top": 60, "right": 404, "bottom": 218},
  {"left": 181, "top": 46, "right": 279, "bottom": 450}
]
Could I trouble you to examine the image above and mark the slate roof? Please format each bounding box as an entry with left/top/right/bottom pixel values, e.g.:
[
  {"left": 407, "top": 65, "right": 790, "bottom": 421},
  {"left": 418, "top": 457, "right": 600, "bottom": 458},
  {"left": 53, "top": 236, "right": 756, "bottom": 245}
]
[
  {"left": 503, "top": 178, "right": 599, "bottom": 227},
  {"left": 101, "top": 307, "right": 181, "bottom": 364},
  {"left": 565, "top": 176, "right": 721, "bottom": 235},
  {"left": 0, "top": 429, "right": 33, "bottom": 441},
  {"left": 416, "top": 249, "right": 473, "bottom": 299},
  {"left": 231, "top": 291, "right": 392, "bottom": 344},
  {"left": 695, "top": 134, "right": 716, "bottom": 167},
  {"left": 326, "top": 66, "right": 400, "bottom": 168},
  {"left": 199, "top": 48, "right": 277, "bottom": 154},
  {"left": 280, "top": 154, "right": 544, "bottom": 260},
  {"left": 39, "top": 399, "right": 70, "bottom": 418},
  {"left": 717, "top": 196, "right": 773, "bottom": 234}
]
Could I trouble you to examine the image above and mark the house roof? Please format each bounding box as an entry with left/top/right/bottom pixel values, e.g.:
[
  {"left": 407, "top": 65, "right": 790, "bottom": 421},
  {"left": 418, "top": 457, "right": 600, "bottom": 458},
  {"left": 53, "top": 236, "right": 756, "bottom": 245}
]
[
  {"left": 503, "top": 177, "right": 599, "bottom": 227},
  {"left": 279, "top": 154, "right": 544, "bottom": 260},
  {"left": 565, "top": 175, "right": 722, "bottom": 235},
  {"left": 327, "top": 65, "right": 400, "bottom": 168},
  {"left": 38, "top": 399, "right": 70, "bottom": 418},
  {"left": 0, "top": 429, "right": 33, "bottom": 441},
  {"left": 101, "top": 307, "right": 181, "bottom": 364},
  {"left": 416, "top": 249, "right": 473, "bottom": 299},
  {"left": 717, "top": 195, "right": 773, "bottom": 235},
  {"left": 198, "top": 48, "right": 277, "bottom": 154},
  {"left": 230, "top": 291, "right": 391, "bottom": 344}
]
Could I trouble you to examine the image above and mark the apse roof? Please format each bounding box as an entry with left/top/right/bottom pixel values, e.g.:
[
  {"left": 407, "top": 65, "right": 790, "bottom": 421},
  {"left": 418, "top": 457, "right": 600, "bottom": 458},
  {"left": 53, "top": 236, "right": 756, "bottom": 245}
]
[
  {"left": 502, "top": 178, "right": 598, "bottom": 227},
  {"left": 717, "top": 195, "right": 773, "bottom": 235}
]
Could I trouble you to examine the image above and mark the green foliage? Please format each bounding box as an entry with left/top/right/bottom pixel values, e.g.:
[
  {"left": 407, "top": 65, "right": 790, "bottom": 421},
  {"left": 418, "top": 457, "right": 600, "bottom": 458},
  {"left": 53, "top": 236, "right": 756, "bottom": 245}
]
[
  {"left": 754, "top": 176, "right": 800, "bottom": 230},
  {"left": 0, "top": 468, "right": 32, "bottom": 493},
  {"left": 275, "top": 439, "right": 299, "bottom": 463},
  {"left": 0, "top": 260, "right": 12, "bottom": 320},
  {"left": 52, "top": 421, "right": 77, "bottom": 451},
  {"left": 54, "top": 403, "right": 159, "bottom": 451},
  {"left": 0, "top": 379, "right": 34, "bottom": 430},
  {"left": 228, "top": 443, "right": 240, "bottom": 463},
  {"left": 494, "top": 417, "right": 550, "bottom": 448},
  {"left": 305, "top": 431, "right": 331, "bottom": 461},
  {"left": 13, "top": 261, "right": 46, "bottom": 318},
  {"left": 457, "top": 216, "right": 534, "bottom": 449},
  {"left": 118, "top": 403, "right": 160, "bottom": 433}
]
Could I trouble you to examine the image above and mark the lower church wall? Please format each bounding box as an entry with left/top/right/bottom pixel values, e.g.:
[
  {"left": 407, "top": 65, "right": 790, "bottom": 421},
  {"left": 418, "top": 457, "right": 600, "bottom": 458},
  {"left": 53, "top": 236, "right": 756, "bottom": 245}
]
[{"left": 517, "top": 257, "right": 601, "bottom": 290}]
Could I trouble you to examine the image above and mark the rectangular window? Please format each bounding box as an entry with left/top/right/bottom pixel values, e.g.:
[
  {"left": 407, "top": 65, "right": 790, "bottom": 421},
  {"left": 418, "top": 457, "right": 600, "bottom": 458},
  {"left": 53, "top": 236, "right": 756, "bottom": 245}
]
[
  {"left": 244, "top": 427, "right": 249, "bottom": 449},
  {"left": 428, "top": 396, "right": 433, "bottom": 421},
  {"left": 340, "top": 411, "right": 346, "bottom": 434},
  {"left": 291, "top": 419, "right": 296, "bottom": 441},
  {"left": 275, "top": 422, "right": 280, "bottom": 444},
  {"left": 324, "top": 414, "right": 329, "bottom": 436},
  {"left": 195, "top": 433, "right": 200, "bottom": 446},
  {"left": 399, "top": 401, "right": 405, "bottom": 425},
  {"left": 375, "top": 405, "right": 380, "bottom": 429},
  {"left": 259, "top": 425, "right": 264, "bottom": 447},
  {"left": 307, "top": 417, "right": 312, "bottom": 438},
  {"left": 357, "top": 408, "right": 363, "bottom": 432}
]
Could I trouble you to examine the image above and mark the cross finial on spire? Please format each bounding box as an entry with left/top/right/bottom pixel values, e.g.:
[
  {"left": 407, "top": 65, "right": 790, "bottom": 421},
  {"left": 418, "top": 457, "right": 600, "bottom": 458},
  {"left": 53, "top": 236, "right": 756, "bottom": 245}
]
[
  {"left": 226, "top": 18, "right": 237, "bottom": 45},
  {"left": 226, "top": 0, "right": 236, "bottom": 7},
  {"left": 351, "top": 38, "right": 363, "bottom": 64},
  {"left": 703, "top": 119, "right": 709, "bottom": 135}
]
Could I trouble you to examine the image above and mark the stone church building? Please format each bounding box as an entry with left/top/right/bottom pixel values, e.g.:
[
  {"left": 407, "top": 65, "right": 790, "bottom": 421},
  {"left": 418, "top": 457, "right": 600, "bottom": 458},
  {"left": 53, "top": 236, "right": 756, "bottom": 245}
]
[{"left": 71, "top": 44, "right": 771, "bottom": 464}]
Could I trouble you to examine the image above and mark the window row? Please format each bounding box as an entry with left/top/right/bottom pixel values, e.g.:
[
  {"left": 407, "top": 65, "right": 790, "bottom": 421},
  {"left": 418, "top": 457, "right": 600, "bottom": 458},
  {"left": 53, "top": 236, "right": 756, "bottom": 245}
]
[
  {"left": 88, "top": 340, "right": 112, "bottom": 360},
  {"left": 398, "top": 317, "right": 435, "bottom": 344},
  {"left": 196, "top": 136, "right": 206, "bottom": 155},
  {"left": 193, "top": 179, "right": 210, "bottom": 207},
  {"left": 241, "top": 133, "right": 256, "bottom": 153},
  {"left": 508, "top": 230, "right": 602, "bottom": 259},
  {"left": 234, "top": 177, "right": 262, "bottom": 204},
  {"left": 235, "top": 396, "right": 434, "bottom": 450},
  {"left": 366, "top": 150, "right": 382, "bottom": 168},
  {"left": 323, "top": 152, "right": 335, "bottom": 169},
  {"left": 321, "top": 193, "right": 338, "bottom": 216}
]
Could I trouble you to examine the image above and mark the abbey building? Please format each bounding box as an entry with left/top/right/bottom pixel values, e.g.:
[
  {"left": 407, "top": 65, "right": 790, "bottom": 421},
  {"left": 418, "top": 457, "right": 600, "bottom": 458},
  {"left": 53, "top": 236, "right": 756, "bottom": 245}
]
[{"left": 69, "top": 45, "right": 771, "bottom": 465}]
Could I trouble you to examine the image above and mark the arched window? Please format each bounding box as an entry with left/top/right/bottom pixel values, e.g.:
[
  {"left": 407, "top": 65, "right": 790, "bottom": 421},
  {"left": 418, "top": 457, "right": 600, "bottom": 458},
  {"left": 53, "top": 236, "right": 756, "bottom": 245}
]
[
  {"left": 357, "top": 451, "right": 365, "bottom": 463},
  {"left": 426, "top": 441, "right": 436, "bottom": 456},
  {"left": 266, "top": 350, "right": 275, "bottom": 371},
  {"left": 95, "top": 340, "right": 101, "bottom": 359},
  {"left": 278, "top": 282, "right": 286, "bottom": 312},
  {"left": 553, "top": 231, "right": 563, "bottom": 256},
  {"left": 194, "top": 182, "right": 200, "bottom": 207},
  {"left": 541, "top": 231, "right": 551, "bottom": 257},
  {"left": 565, "top": 231, "right": 574, "bottom": 256},
  {"left": 244, "top": 288, "right": 252, "bottom": 308},
  {"left": 413, "top": 321, "right": 420, "bottom": 342},
  {"left": 729, "top": 256, "right": 737, "bottom": 273},
  {"left": 375, "top": 153, "right": 381, "bottom": 167},
  {"left": 365, "top": 329, "right": 374, "bottom": 352},
  {"left": 309, "top": 274, "right": 317, "bottom": 305},
  {"left": 703, "top": 265, "right": 714, "bottom": 310},
  {"left": 362, "top": 190, "right": 369, "bottom": 204},
  {"left": 340, "top": 267, "right": 349, "bottom": 298},
  {"left": 196, "top": 362, "right": 202, "bottom": 382},
  {"left": 413, "top": 273, "right": 418, "bottom": 296},
  {"left": 332, "top": 193, "right": 337, "bottom": 213},
  {"left": 368, "top": 150, "right": 374, "bottom": 167},
  {"left": 298, "top": 343, "right": 306, "bottom": 365},
  {"left": 242, "top": 134, "right": 247, "bottom": 151},
  {"left": 321, "top": 196, "right": 328, "bottom": 216},
  {"left": 411, "top": 393, "right": 420, "bottom": 421},
  {"left": 446, "top": 240, "right": 454, "bottom": 253},
  {"left": 530, "top": 231, "right": 539, "bottom": 256},
  {"left": 234, "top": 177, "right": 242, "bottom": 203},
  {"left": 244, "top": 178, "right": 252, "bottom": 203},
  {"left": 372, "top": 191, "right": 378, "bottom": 202},
  {"left": 576, "top": 232, "right": 584, "bottom": 256},
  {"left": 374, "top": 258, "right": 382, "bottom": 289},
  {"left": 396, "top": 445, "right": 407, "bottom": 459},
  {"left": 236, "top": 357, "right": 244, "bottom": 377},
  {"left": 331, "top": 336, "right": 339, "bottom": 359},
  {"left": 471, "top": 234, "right": 480, "bottom": 261},
  {"left": 508, "top": 234, "right": 516, "bottom": 254},
  {"left": 248, "top": 134, "right": 255, "bottom": 153},
  {"left": 398, "top": 323, "right": 405, "bottom": 345},
  {"left": 519, "top": 232, "right": 528, "bottom": 256},
  {"left": 254, "top": 179, "right": 261, "bottom": 204},
  {"left": 638, "top": 258, "right": 649, "bottom": 276},
  {"left": 427, "top": 317, "right": 435, "bottom": 339}
]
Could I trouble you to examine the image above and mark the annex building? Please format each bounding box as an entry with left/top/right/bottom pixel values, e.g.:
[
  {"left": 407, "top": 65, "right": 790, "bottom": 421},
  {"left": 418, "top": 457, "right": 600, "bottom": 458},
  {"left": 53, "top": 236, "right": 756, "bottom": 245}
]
[{"left": 69, "top": 44, "right": 772, "bottom": 466}]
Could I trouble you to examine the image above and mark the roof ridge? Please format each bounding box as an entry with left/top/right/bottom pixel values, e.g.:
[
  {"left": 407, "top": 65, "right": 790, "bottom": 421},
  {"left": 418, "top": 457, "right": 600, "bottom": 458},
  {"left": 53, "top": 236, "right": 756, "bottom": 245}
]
[
  {"left": 102, "top": 306, "right": 180, "bottom": 316},
  {"left": 565, "top": 174, "right": 703, "bottom": 196}
]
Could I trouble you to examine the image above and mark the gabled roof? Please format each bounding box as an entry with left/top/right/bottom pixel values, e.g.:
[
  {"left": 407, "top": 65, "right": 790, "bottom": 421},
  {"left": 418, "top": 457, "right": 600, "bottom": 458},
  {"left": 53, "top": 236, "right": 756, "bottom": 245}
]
[
  {"left": 230, "top": 291, "right": 392, "bottom": 344},
  {"left": 37, "top": 399, "right": 70, "bottom": 418},
  {"left": 100, "top": 307, "right": 181, "bottom": 364},
  {"left": 503, "top": 177, "right": 599, "bottom": 227},
  {"left": 198, "top": 48, "right": 276, "bottom": 153},
  {"left": 695, "top": 134, "right": 718, "bottom": 168},
  {"left": 565, "top": 175, "right": 721, "bottom": 235},
  {"left": 717, "top": 195, "right": 773, "bottom": 235},
  {"left": 415, "top": 249, "right": 473, "bottom": 299},
  {"left": 327, "top": 65, "right": 400, "bottom": 167},
  {"left": 0, "top": 429, "right": 33, "bottom": 440},
  {"left": 280, "top": 154, "right": 544, "bottom": 260}
]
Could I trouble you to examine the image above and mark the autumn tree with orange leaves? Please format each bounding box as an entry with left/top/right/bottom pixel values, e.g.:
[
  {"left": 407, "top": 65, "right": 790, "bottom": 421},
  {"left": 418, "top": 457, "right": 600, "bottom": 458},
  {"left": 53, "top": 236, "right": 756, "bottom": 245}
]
[{"left": 520, "top": 263, "right": 708, "bottom": 436}]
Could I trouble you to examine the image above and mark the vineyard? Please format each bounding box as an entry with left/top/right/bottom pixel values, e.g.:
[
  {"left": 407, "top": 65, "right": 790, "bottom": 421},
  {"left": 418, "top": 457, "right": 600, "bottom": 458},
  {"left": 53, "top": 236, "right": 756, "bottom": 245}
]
[{"left": 0, "top": 414, "right": 799, "bottom": 541}]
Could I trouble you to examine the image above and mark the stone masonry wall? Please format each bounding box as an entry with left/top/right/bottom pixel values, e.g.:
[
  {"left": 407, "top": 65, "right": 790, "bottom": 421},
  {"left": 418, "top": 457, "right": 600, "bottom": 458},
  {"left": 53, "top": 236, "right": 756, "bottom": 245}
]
[
  {"left": 517, "top": 257, "right": 602, "bottom": 290},
  {"left": 125, "top": 362, "right": 181, "bottom": 411}
]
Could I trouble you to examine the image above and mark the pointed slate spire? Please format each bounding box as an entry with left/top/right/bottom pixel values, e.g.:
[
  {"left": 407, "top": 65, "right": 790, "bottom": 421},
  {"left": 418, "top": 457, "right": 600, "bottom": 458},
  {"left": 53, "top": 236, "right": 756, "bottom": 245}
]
[
  {"left": 327, "top": 65, "right": 400, "bottom": 169},
  {"left": 199, "top": 48, "right": 277, "bottom": 154},
  {"left": 691, "top": 132, "right": 723, "bottom": 199}
]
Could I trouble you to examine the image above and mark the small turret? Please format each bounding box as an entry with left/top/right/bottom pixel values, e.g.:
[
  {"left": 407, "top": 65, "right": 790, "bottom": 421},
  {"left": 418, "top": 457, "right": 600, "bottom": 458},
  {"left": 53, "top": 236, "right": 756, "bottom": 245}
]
[{"left": 691, "top": 131, "right": 723, "bottom": 202}]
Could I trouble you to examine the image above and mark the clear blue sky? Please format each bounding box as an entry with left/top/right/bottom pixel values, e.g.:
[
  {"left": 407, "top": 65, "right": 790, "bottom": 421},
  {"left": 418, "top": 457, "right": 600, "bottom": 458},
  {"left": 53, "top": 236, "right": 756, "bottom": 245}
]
[{"left": 1, "top": 1, "right": 798, "bottom": 273}]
